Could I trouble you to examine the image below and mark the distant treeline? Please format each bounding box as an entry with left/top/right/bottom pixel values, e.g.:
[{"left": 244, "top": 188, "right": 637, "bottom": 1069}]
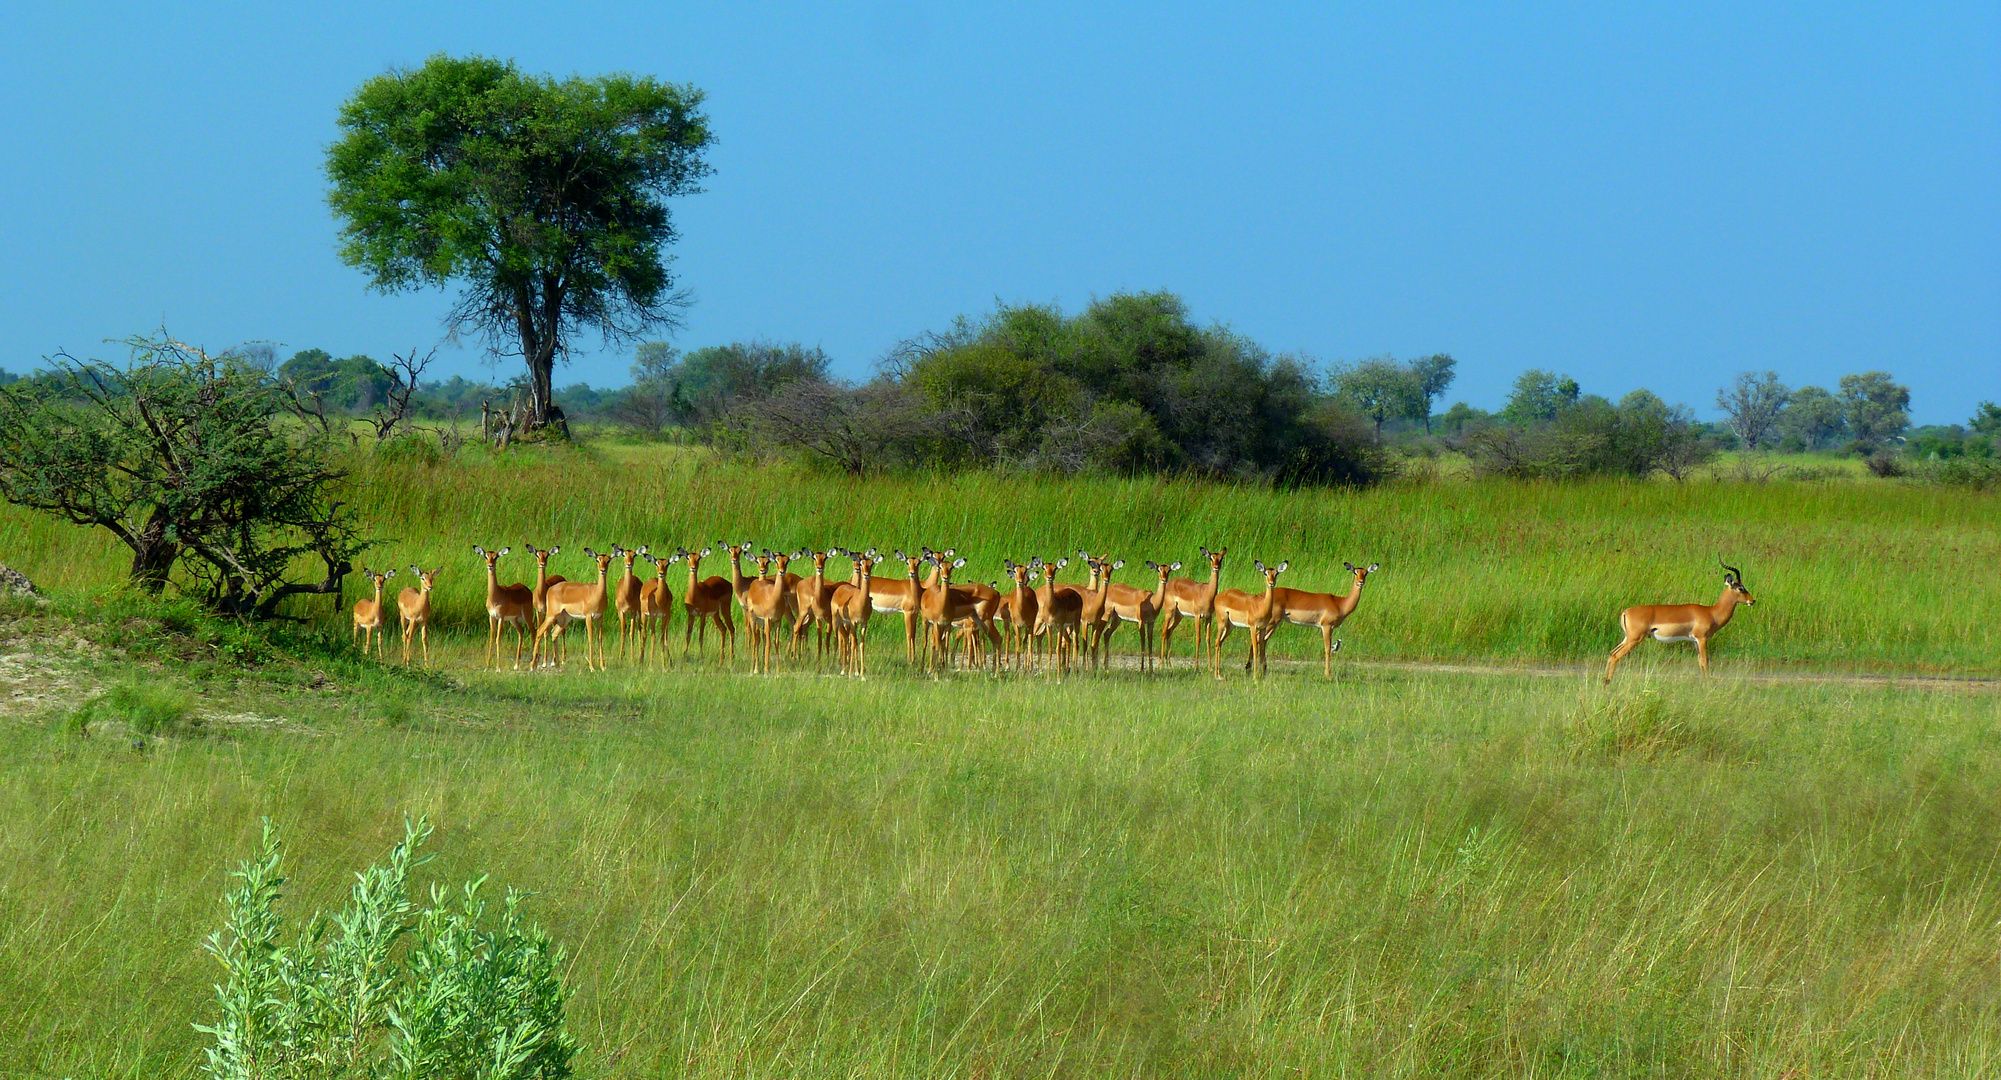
[{"left": 5, "top": 292, "right": 1991, "bottom": 487}]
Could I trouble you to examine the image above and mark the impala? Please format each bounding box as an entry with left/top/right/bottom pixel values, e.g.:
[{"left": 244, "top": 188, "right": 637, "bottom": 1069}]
[
  {"left": 396, "top": 565, "right": 442, "bottom": 667},
  {"left": 1213, "top": 560, "right": 1287, "bottom": 679},
  {"left": 918, "top": 555, "right": 1001, "bottom": 675},
  {"left": 637, "top": 550, "right": 680, "bottom": 667},
  {"left": 1255, "top": 561, "right": 1378, "bottom": 677},
  {"left": 1159, "top": 547, "right": 1226, "bottom": 669},
  {"left": 1101, "top": 560, "right": 1178, "bottom": 672},
  {"left": 1605, "top": 561, "right": 1758, "bottom": 683},
  {"left": 533, "top": 547, "right": 616, "bottom": 671},
  {"left": 351, "top": 568, "right": 394, "bottom": 658},
  {"left": 828, "top": 548, "right": 879, "bottom": 676},
  {"left": 862, "top": 550, "right": 930, "bottom": 666},
  {"left": 791, "top": 549, "right": 838, "bottom": 666},
  {"left": 681, "top": 545, "right": 737, "bottom": 663},
  {"left": 612, "top": 544, "right": 649, "bottom": 663},
  {"left": 472, "top": 545, "right": 534, "bottom": 670},
  {"left": 739, "top": 549, "right": 797, "bottom": 675},
  {"left": 1075, "top": 551, "right": 1118, "bottom": 671},
  {"left": 1030, "top": 556, "right": 1084, "bottom": 677},
  {"left": 523, "top": 542, "right": 566, "bottom": 622},
  {"left": 996, "top": 559, "right": 1041, "bottom": 672}
]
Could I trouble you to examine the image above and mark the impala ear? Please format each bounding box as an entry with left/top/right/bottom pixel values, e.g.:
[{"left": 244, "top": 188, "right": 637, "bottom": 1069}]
[
  {"left": 385, "top": 568, "right": 396, "bottom": 578},
  {"left": 549, "top": 545, "right": 561, "bottom": 556},
  {"left": 1057, "top": 558, "right": 1069, "bottom": 568},
  {"left": 953, "top": 557, "right": 966, "bottom": 569},
  {"left": 1198, "top": 547, "right": 1209, "bottom": 557},
  {"left": 1279, "top": 561, "right": 1290, "bottom": 572},
  {"left": 1367, "top": 563, "right": 1379, "bottom": 573},
  {"left": 1114, "top": 559, "right": 1126, "bottom": 569},
  {"left": 1254, "top": 561, "right": 1265, "bottom": 572},
  {"left": 472, "top": 545, "right": 484, "bottom": 556},
  {"left": 498, "top": 546, "right": 509, "bottom": 556},
  {"left": 699, "top": 547, "right": 710, "bottom": 557},
  {"left": 1172, "top": 562, "right": 1182, "bottom": 571}
]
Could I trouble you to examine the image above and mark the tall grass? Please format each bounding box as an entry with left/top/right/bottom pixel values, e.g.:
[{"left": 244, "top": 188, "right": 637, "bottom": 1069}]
[
  {"left": 3, "top": 664, "right": 1998, "bottom": 1076},
  {"left": 5, "top": 443, "right": 1989, "bottom": 672}
]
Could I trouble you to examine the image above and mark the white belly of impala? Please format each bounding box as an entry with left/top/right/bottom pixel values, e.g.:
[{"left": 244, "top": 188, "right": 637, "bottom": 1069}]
[{"left": 1650, "top": 630, "right": 1696, "bottom": 643}]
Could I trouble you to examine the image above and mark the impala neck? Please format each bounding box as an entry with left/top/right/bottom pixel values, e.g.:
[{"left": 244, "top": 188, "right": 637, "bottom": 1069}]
[
  {"left": 729, "top": 553, "right": 753, "bottom": 598},
  {"left": 1711, "top": 587, "right": 1743, "bottom": 627},
  {"left": 485, "top": 563, "right": 503, "bottom": 603}
]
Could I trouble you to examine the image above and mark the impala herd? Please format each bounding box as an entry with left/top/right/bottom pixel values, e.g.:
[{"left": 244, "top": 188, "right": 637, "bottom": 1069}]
[{"left": 350, "top": 543, "right": 1754, "bottom": 682}]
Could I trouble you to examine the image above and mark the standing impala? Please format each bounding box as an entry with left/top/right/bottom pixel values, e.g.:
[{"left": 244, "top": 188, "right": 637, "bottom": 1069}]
[
  {"left": 396, "top": 565, "right": 442, "bottom": 668},
  {"left": 739, "top": 549, "right": 797, "bottom": 675},
  {"left": 612, "top": 545, "right": 649, "bottom": 664},
  {"left": 1101, "top": 560, "right": 1178, "bottom": 672},
  {"left": 1255, "top": 561, "right": 1378, "bottom": 677},
  {"left": 1075, "top": 552, "right": 1118, "bottom": 671},
  {"left": 1031, "top": 556, "right": 1083, "bottom": 676},
  {"left": 533, "top": 548, "right": 616, "bottom": 672},
  {"left": 524, "top": 543, "right": 566, "bottom": 624},
  {"left": 828, "top": 548, "right": 879, "bottom": 676},
  {"left": 996, "top": 559, "right": 1041, "bottom": 672},
  {"left": 1605, "top": 561, "right": 1757, "bottom": 683},
  {"left": 682, "top": 545, "right": 737, "bottom": 664},
  {"left": 862, "top": 550, "right": 930, "bottom": 667},
  {"left": 791, "top": 550, "right": 838, "bottom": 666},
  {"left": 351, "top": 568, "right": 394, "bottom": 658},
  {"left": 473, "top": 545, "right": 534, "bottom": 670},
  {"left": 918, "top": 555, "right": 1001, "bottom": 675},
  {"left": 1214, "top": 560, "right": 1288, "bottom": 679},
  {"left": 637, "top": 550, "right": 679, "bottom": 668},
  {"left": 1159, "top": 547, "right": 1226, "bottom": 670}
]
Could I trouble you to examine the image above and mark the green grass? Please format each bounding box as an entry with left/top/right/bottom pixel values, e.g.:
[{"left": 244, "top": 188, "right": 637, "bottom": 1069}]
[
  {"left": 5, "top": 442, "right": 1990, "bottom": 673},
  {"left": 2, "top": 603, "right": 1997, "bottom": 1076},
  {"left": 0, "top": 448, "right": 1995, "bottom": 1076}
]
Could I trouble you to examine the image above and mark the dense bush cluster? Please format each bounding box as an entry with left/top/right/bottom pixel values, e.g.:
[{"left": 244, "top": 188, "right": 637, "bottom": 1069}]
[{"left": 652, "top": 292, "right": 1392, "bottom": 485}]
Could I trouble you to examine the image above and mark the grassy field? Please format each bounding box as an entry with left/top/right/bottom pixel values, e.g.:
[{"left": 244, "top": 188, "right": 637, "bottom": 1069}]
[
  {"left": 2, "top": 592, "right": 1998, "bottom": 1077},
  {"left": 0, "top": 447, "right": 1996, "bottom": 1077},
  {"left": 1, "top": 443, "right": 1995, "bottom": 675}
]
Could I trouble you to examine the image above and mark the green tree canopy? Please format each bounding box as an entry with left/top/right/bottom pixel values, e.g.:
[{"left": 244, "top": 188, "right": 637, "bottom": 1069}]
[
  {"left": 1502, "top": 369, "right": 1581, "bottom": 426},
  {"left": 1838, "top": 371, "right": 1911, "bottom": 446},
  {"left": 0, "top": 335, "right": 363, "bottom": 615},
  {"left": 1331, "top": 357, "right": 1426, "bottom": 442},
  {"left": 326, "top": 54, "right": 713, "bottom": 430},
  {"left": 1781, "top": 386, "right": 1848, "bottom": 450}
]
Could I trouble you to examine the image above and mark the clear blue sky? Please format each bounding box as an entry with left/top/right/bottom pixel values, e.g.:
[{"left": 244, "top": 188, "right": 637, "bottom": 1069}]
[{"left": 3, "top": 3, "right": 1995, "bottom": 423}]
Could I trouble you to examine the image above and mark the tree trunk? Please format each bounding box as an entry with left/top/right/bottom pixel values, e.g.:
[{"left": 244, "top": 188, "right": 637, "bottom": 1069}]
[{"left": 127, "top": 510, "right": 179, "bottom": 594}]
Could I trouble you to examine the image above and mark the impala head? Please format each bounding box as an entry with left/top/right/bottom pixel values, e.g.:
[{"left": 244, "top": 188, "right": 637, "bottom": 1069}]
[
  {"left": 1341, "top": 561, "right": 1380, "bottom": 588},
  {"left": 1253, "top": 560, "right": 1288, "bottom": 587},
  {"left": 1720, "top": 559, "right": 1755, "bottom": 605},
  {"left": 582, "top": 548, "right": 615, "bottom": 576},
  {"left": 927, "top": 554, "right": 967, "bottom": 582},
  {"left": 810, "top": 550, "right": 830, "bottom": 575},
  {"left": 772, "top": 551, "right": 794, "bottom": 575},
  {"left": 408, "top": 565, "right": 441, "bottom": 592},
  {"left": 1204, "top": 547, "right": 1227, "bottom": 572},
  {"left": 473, "top": 545, "right": 511, "bottom": 571}
]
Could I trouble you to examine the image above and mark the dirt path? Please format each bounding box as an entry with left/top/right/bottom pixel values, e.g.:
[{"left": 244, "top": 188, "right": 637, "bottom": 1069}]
[{"left": 1333, "top": 659, "right": 2001, "bottom": 693}]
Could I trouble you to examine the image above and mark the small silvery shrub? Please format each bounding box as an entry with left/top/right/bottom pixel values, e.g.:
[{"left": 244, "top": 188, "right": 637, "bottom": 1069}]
[{"left": 196, "top": 818, "right": 576, "bottom": 1080}]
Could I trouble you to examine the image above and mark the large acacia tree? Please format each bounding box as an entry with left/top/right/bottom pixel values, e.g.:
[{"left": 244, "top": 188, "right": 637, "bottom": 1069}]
[{"left": 327, "top": 55, "right": 712, "bottom": 429}]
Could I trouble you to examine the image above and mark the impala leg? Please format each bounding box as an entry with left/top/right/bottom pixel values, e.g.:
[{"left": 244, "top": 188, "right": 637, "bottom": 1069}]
[
  {"left": 1697, "top": 636, "right": 1711, "bottom": 674},
  {"left": 421, "top": 623, "right": 430, "bottom": 668},
  {"left": 1323, "top": 625, "right": 1334, "bottom": 678},
  {"left": 1605, "top": 630, "right": 1645, "bottom": 684}
]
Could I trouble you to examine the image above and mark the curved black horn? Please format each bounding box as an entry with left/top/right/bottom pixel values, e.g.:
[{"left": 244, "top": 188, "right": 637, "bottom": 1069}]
[{"left": 1718, "top": 556, "right": 1743, "bottom": 584}]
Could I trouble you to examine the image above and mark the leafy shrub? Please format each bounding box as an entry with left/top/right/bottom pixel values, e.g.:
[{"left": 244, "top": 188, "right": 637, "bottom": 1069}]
[
  {"left": 77, "top": 681, "right": 197, "bottom": 736},
  {"left": 1864, "top": 451, "right": 1907, "bottom": 478},
  {"left": 197, "top": 818, "right": 576, "bottom": 1080},
  {"left": 1912, "top": 456, "right": 2001, "bottom": 490}
]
